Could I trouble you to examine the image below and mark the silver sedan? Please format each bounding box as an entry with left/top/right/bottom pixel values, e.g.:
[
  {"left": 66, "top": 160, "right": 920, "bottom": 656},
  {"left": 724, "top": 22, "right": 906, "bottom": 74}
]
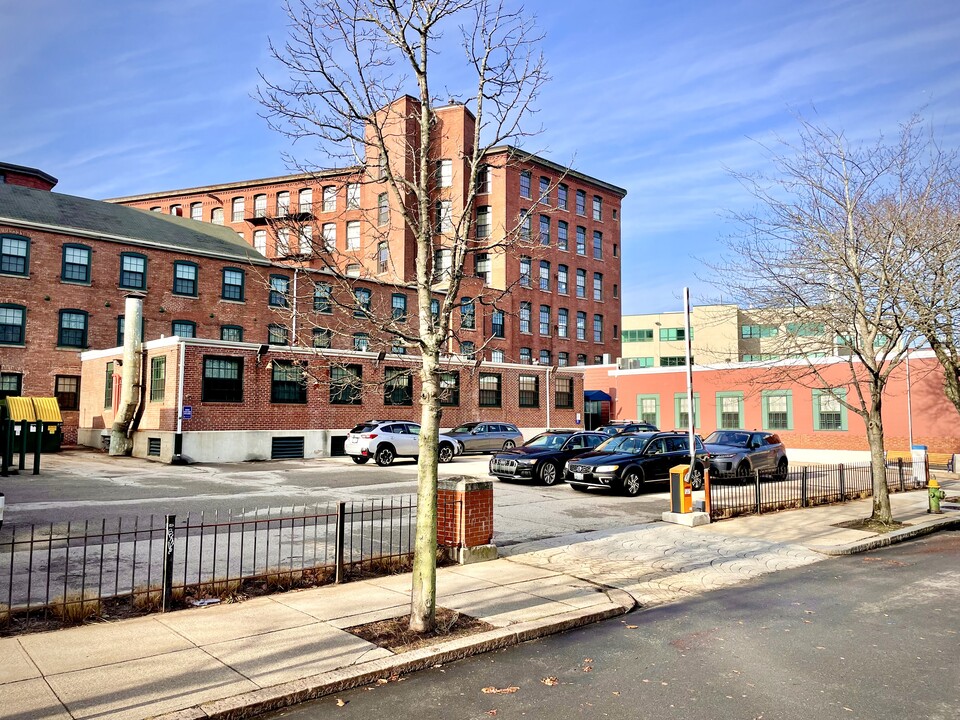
[{"left": 443, "top": 422, "right": 524, "bottom": 454}]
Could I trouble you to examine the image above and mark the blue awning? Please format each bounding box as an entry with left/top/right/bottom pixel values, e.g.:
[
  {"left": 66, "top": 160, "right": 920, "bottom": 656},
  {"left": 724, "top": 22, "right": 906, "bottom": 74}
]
[{"left": 584, "top": 390, "right": 612, "bottom": 402}]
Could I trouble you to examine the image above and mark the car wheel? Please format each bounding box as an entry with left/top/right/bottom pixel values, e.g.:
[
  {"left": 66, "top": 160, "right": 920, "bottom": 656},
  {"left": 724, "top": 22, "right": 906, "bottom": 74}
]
[
  {"left": 538, "top": 461, "right": 559, "bottom": 486},
  {"left": 569, "top": 482, "right": 589, "bottom": 492},
  {"left": 689, "top": 464, "right": 705, "bottom": 490},
  {"left": 502, "top": 440, "right": 515, "bottom": 450},
  {"left": 775, "top": 458, "right": 789, "bottom": 481},
  {"left": 620, "top": 469, "right": 643, "bottom": 497},
  {"left": 735, "top": 461, "right": 751, "bottom": 484},
  {"left": 438, "top": 443, "right": 454, "bottom": 464},
  {"left": 351, "top": 456, "right": 369, "bottom": 465},
  {"left": 375, "top": 445, "right": 395, "bottom": 467}
]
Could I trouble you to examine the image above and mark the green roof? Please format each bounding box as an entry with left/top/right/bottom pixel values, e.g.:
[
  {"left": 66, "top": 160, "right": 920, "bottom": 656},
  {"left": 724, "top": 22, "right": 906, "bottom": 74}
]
[{"left": 0, "top": 183, "right": 270, "bottom": 265}]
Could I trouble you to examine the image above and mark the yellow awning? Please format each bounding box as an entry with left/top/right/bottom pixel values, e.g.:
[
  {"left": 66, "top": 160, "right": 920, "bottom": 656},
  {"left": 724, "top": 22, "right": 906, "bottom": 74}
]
[
  {"left": 32, "top": 398, "right": 63, "bottom": 423},
  {"left": 5, "top": 397, "right": 36, "bottom": 422}
]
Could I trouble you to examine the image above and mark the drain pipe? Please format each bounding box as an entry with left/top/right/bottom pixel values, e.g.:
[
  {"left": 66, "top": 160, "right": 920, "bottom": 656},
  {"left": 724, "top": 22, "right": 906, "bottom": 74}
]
[
  {"left": 109, "top": 294, "right": 144, "bottom": 456},
  {"left": 172, "top": 339, "right": 187, "bottom": 464}
]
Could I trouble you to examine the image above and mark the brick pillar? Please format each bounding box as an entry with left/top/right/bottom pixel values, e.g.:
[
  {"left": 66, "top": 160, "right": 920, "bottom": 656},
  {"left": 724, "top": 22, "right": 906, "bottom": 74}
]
[{"left": 436, "top": 476, "right": 497, "bottom": 564}]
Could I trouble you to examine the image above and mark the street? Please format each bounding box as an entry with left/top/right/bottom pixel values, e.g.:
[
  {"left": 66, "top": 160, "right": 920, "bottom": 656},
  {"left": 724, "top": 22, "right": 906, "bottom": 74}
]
[{"left": 266, "top": 530, "right": 960, "bottom": 720}]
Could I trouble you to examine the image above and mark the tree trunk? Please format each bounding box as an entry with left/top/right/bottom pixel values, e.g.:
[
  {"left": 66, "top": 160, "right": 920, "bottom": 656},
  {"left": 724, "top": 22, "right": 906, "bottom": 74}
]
[
  {"left": 866, "top": 402, "right": 893, "bottom": 523},
  {"left": 410, "top": 348, "right": 441, "bottom": 632}
]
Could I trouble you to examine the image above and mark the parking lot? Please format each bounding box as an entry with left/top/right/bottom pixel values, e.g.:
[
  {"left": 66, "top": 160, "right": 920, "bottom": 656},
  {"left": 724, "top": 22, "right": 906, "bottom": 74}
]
[{"left": 1, "top": 448, "right": 671, "bottom": 545}]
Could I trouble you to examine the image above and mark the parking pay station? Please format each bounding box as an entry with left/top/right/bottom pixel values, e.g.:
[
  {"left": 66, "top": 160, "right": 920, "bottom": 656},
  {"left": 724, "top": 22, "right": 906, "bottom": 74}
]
[{"left": 670, "top": 464, "right": 693, "bottom": 514}]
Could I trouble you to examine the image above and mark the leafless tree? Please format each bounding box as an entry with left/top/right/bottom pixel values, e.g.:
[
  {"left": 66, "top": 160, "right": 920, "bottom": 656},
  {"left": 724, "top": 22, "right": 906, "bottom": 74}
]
[
  {"left": 712, "top": 117, "right": 946, "bottom": 524},
  {"left": 257, "top": 0, "right": 547, "bottom": 631}
]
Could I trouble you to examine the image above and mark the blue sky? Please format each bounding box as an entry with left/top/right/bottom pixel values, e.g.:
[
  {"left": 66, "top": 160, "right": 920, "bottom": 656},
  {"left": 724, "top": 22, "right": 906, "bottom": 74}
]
[{"left": 3, "top": 0, "right": 959, "bottom": 312}]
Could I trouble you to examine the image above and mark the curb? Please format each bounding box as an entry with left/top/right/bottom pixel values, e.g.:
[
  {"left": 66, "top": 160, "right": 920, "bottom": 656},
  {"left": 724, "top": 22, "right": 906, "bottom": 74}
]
[
  {"left": 150, "top": 592, "right": 635, "bottom": 720},
  {"left": 810, "top": 514, "right": 960, "bottom": 556}
]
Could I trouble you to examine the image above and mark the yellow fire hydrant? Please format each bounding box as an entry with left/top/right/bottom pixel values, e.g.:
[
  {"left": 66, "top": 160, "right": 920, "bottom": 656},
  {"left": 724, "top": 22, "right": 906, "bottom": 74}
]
[{"left": 928, "top": 478, "right": 946, "bottom": 514}]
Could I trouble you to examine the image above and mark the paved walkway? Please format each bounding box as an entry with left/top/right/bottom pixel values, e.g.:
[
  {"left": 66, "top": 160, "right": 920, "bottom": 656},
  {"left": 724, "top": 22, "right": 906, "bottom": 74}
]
[{"left": 1, "top": 481, "right": 957, "bottom": 720}]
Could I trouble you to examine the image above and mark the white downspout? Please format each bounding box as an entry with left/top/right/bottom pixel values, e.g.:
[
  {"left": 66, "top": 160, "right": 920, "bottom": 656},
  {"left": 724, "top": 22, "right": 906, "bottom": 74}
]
[
  {"left": 291, "top": 268, "right": 299, "bottom": 343},
  {"left": 545, "top": 365, "right": 552, "bottom": 430}
]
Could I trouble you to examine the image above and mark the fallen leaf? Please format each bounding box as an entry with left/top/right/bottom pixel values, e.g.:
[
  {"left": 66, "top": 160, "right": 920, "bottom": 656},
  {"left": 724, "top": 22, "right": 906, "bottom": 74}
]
[
  {"left": 583, "top": 666, "right": 593, "bottom": 673},
  {"left": 482, "top": 686, "right": 520, "bottom": 695},
  {"left": 486, "top": 711, "right": 498, "bottom": 717},
  {"left": 584, "top": 658, "right": 594, "bottom": 663},
  {"left": 626, "top": 625, "right": 639, "bottom": 629},
  {"left": 376, "top": 679, "right": 389, "bottom": 685},
  {"left": 336, "top": 698, "right": 347, "bottom": 707},
  {"left": 612, "top": 691, "right": 621, "bottom": 696},
  {"left": 542, "top": 677, "right": 559, "bottom": 686}
]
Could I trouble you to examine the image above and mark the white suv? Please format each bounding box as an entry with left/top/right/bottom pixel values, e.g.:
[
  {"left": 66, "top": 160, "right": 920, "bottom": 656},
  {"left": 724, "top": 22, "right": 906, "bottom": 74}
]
[{"left": 345, "top": 420, "right": 463, "bottom": 467}]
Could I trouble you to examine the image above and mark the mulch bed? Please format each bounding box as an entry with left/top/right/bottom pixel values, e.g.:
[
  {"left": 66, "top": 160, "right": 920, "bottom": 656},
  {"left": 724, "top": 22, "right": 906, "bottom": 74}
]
[
  {"left": 347, "top": 607, "right": 494, "bottom": 653},
  {"left": 834, "top": 518, "right": 908, "bottom": 533}
]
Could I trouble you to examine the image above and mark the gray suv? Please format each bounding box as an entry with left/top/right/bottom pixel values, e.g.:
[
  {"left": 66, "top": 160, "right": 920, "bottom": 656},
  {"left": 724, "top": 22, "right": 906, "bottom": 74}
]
[
  {"left": 444, "top": 422, "right": 523, "bottom": 454},
  {"left": 704, "top": 430, "right": 788, "bottom": 480}
]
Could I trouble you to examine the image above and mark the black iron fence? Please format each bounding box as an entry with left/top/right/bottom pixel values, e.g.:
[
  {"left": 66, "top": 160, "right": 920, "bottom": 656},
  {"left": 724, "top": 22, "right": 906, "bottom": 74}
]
[
  {"left": 0, "top": 495, "right": 431, "bottom": 628},
  {"left": 708, "top": 460, "right": 925, "bottom": 520}
]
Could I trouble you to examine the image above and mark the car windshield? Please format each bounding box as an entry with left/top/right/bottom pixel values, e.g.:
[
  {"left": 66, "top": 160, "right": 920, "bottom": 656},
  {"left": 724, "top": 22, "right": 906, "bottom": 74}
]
[
  {"left": 596, "top": 435, "right": 646, "bottom": 454},
  {"left": 451, "top": 423, "right": 479, "bottom": 433},
  {"left": 524, "top": 433, "right": 568, "bottom": 449},
  {"left": 350, "top": 423, "right": 379, "bottom": 434},
  {"left": 705, "top": 431, "right": 751, "bottom": 447}
]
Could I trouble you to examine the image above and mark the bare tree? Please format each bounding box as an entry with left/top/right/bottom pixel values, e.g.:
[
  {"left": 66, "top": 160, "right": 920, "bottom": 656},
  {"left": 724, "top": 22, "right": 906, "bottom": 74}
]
[
  {"left": 257, "top": 0, "right": 547, "bottom": 631},
  {"left": 713, "top": 117, "right": 943, "bottom": 524}
]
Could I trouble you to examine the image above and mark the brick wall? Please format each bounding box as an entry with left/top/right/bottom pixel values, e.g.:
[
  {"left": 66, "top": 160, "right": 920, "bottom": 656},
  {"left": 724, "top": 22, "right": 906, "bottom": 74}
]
[{"left": 437, "top": 477, "right": 494, "bottom": 548}]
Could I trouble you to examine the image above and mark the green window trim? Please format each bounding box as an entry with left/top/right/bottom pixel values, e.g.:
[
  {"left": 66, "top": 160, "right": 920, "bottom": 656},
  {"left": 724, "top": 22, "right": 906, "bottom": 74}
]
[
  {"left": 150, "top": 357, "right": 166, "bottom": 402},
  {"left": 673, "top": 393, "right": 700, "bottom": 429},
  {"left": 636, "top": 394, "right": 660, "bottom": 427},
  {"left": 172, "top": 260, "right": 199, "bottom": 297},
  {"left": 61, "top": 243, "right": 92, "bottom": 284},
  {"left": 812, "top": 388, "right": 848, "bottom": 431},
  {"left": 221, "top": 267, "right": 245, "bottom": 302},
  {"left": 761, "top": 390, "right": 793, "bottom": 431},
  {"left": 119, "top": 252, "right": 148, "bottom": 290},
  {"left": 0, "top": 233, "right": 31, "bottom": 277},
  {"left": 715, "top": 391, "right": 745, "bottom": 430}
]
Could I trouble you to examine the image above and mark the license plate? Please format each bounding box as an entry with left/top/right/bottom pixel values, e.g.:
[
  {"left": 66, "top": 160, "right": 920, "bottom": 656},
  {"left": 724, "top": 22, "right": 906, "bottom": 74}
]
[{"left": 574, "top": 472, "right": 584, "bottom": 481}]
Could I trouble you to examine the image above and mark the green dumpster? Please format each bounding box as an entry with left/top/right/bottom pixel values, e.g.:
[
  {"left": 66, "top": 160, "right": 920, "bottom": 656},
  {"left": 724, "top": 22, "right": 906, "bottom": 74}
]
[{"left": 5, "top": 397, "right": 63, "bottom": 453}]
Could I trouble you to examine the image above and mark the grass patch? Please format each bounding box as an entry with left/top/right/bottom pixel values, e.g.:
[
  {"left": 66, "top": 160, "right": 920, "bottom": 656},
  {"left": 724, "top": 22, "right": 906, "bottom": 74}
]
[
  {"left": 347, "top": 607, "right": 494, "bottom": 653},
  {"left": 49, "top": 593, "right": 102, "bottom": 625}
]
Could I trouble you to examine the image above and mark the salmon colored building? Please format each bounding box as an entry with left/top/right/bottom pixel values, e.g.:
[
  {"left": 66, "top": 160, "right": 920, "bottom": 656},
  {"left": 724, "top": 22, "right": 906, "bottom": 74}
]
[{"left": 581, "top": 351, "right": 960, "bottom": 462}]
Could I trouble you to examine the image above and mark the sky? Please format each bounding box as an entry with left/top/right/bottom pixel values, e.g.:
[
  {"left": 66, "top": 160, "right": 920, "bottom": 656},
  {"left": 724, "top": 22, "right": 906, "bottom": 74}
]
[{"left": 3, "top": 0, "right": 959, "bottom": 313}]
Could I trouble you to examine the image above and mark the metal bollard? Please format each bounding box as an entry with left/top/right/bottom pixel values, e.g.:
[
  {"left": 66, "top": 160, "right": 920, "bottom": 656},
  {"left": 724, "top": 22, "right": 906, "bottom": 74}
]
[
  {"left": 161, "top": 514, "right": 176, "bottom": 611},
  {"left": 335, "top": 501, "right": 346, "bottom": 584}
]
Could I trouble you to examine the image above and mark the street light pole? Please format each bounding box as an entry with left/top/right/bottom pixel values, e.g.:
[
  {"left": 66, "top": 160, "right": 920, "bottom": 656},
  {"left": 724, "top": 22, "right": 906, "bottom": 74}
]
[{"left": 684, "top": 287, "right": 695, "bottom": 476}]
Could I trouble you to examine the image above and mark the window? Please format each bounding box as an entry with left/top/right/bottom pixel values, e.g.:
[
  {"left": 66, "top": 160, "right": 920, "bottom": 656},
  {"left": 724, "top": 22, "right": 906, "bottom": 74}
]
[
  {"left": 253, "top": 230, "right": 267, "bottom": 255},
  {"left": 384, "top": 367, "right": 413, "bottom": 405},
  {"left": 575, "top": 190, "right": 586, "bottom": 216},
  {"left": 576, "top": 354, "right": 587, "bottom": 366},
  {"left": 276, "top": 191, "right": 290, "bottom": 216},
  {"left": 576, "top": 311, "right": 586, "bottom": 340},
  {"left": 716, "top": 392, "right": 744, "bottom": 429},
  {"left": 149, "top": 358, "right": 166, "bottom": 402},
  {"left": 475, "top": 253, "right": 491, "bottom": 284},
  {"left": 58, "top": 310, "right": 88, "bottom": 348},
  {"left": 150, "top": 206, "right": 161, "bottom": 212},
  {"left": 220, "top": 325, "right": 243, "bottom": 342},
  {"left": 322, "top": 185, "right": 336, "bottom": 212},
  {"left": 299, "top": 225, "right": 314, "bottom": 255},
  {"left": 490, "top": 309, "right": 505, "bottom": 338},
  {"left": 555, "top": 376, "right": 574, "bottom": 408},
  {"left": 392, "top": 293, "right": 407, "bottom": 322},
  {"left": 674, "top": 393, "right": 700, "bottom": 428},
  {"left": 558, "top": 308, "right": 569, "bottom": 338},
  {"left": 312, "top": 328, "right": 331, "bottom": 348},
  {"left": 330, "top": 364, "right": 362, "bottom": 404},
  {"left": 660, "top": 356, "right": 689, "bottom": 366},
  {"left": 555, "top": 265, "right": 568, "bottom": 295},
  {"left": 558, "top": 184, "right": 568, "bottom": 210},
  {"left": 593, "top": 314, "right": 603, "bottom": 342},
  {"left": 593, "top": 231, "right": 602, "bottom": 259},
  {"left": 172, "top": 320, "right": 196, "bottom": 338},
  {"left": 762, "top": 390, "right": 793, "bottom": 430},
  {"left": 519, "top": 374, "right": 539, "bottom": 408},
  {"left": 61, "top": 244, "right": 91, "bottom": 283},
  {"left": 231, "top": 197, "right": 245, "bottom": 223},
  {"left": 276, "top": 227, "right": 291, "bottom": 255},
  {"left": 222, "top": 268, "right": 245, "bottom": 301},
  {"left": 539, "top": 305, "right": 551, "bottom": 335},
  {"left": 519, "top": 347, "right": 532, "bottom": 364},
  {"left": 119, "top": 252, "right": 147, "bottom": 290},
  {"left": 436, "top": 158, "right": 453, "bottom": 188},
  {"left": 272, "top": 360, "right": 307, "bottom": 403},
  {"left": 621, "top": 357, "right": 654, "bottom": 369},
  {"left": 354, "top": 288, "right": 371, "bottom": 317},
  {"left": 440, "top": 371, "right": 460, "bottom": 406},
  {"left": 479, "top": 373, "right": 502, "bottom": 407},
  {"left": 298, "top": 188, "right": 313, "bottom": 214},
  {"left": 253, "top": 194, "right": 267, "bottom": 218},
  {"left": 539, "top": 176, "right": 550, "bottom": 204},
  {"left": 637, "top": 395, "right": 659, "bottom": 426},
  {"left": 622, "top": 329, "right": 654, "bottom": 342},
  {"left": 314, "top": 283, "right": 332, "bottom": 313},
  {"left": 104, "top": 362, "right": 114, "bottom": 408},
  {"left": 0, "top": 371, "right": 21, "bottom": 399},
  {"left": 460, "top": 297, "right": 475, "bottom": 329},
  {"left": 437, "top": 200, "right": 453, "bottom": 233},
  {"left": 434, "top": 248, "right": 452, "bottom": 281},
  {"left": 476, "top": 164, "right": 492, "bottom": 194},
  {"left": 430, "top": 298, "right": 440, "bottom": 321},
  {"left": 539, "top": 260, "right": 550, "bottom": 291},
  {"left": 520, "top": 257, "right": 532, "bottom": 287},
  {"left": 0, "top": 304, "right": 26, "bottom": 345},
  {"left": 557, "top": 221, "right": 568, "bottom": 251},
  {"left": 613, "top": 284, "right": 619, "bottom": 299},
  {"left": 576, "top": 269, "right": 586, "bottom": 298},
  {"left": 377, "top": 241, "right": 389, "bottom": 273},
  {"left": 742, "top": 354, "right": 781, "bottom": 362},
  {"left": 377, "top": 152, "right": 388, "bottom": 181},
  {"left": 173, "top": 261, "right": 198, "bottom": 296},
  {"left": 593, "top": 272, "right": 603, "bottom": 301},
  {"left": 593, "top": 195, "right": 602, "bottom": 220},
  {"left": 346, "top": 183, "right": 360, "bottom": 209},
  {"left": 269, "top": 275, "right": 290, "bottom": 307},
  {"left": 539, "top": 349, "right": 551, "bottom": 365},
  {"left": 203, "top": 357, "right": 243, "bottom": 402},
  {"left": 116, "top": 314, "right": 145, "bottom": 346},
  {"left": 787, "top": 322, "right": 824, "bottom": 337},
  {"left": 190, "top": 202, "right": 203, "bottom": 221},
  {"left": 391, "top": 339, "right": 406, "bottom": 355},
  {"left": 321, "top": 223, "right": 336, "bottom": 252},
  {"left": 211, "top": 207, "right": 224, "bottom": 225},
  {"left": 659, "top": 327, "right": 690, "bottom": 342},
  {"left": 346, "top": 221, "right": 360, "bottom": 250},
  {"left": 519, "top": 211, "right": 531, "bottom": 240},
  {"left": 613, "top": 243, "right": 618, "bottom": 257},
  {"left": 268, "top": 324, "right": 289, "bottom": 345},
  {"left": 346, "top": 263, "right": 361, "bottom": 278},
  {"left": 491, "top": 349, "right": 505, "bottom": 363},
  {"left": 460, "top": 340, "right": 475, "bottom": 358},
  {"left": 741, "top": 324, "right": 778, "bottom": 339},
  {"left": 576, "top": 226, "right": 586, "bottom": 255},
  {"left": 814, "top": 389, "right": 847, "bottom": 431},
  {"left": 519, "top": 171, "right": 531, "bottom": 199},
  {"left": 54, "top": 375, "right": 80, "bottom": 410},
  {"left": 476, "top": 206, "right": 491, "bottom": 238},
  {"left": 377, "top": 192, "right": 389, "bottom": 225},
  {"left": 519, "top": 302, "right": 531, "bottom": 333},
  {"left": 558, "top": 351, "right": 569, "bottom": 367}
]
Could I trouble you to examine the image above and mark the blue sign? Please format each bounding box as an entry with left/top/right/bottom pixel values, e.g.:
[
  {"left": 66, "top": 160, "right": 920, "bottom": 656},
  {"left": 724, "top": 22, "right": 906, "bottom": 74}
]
[{"left": 182, "top": 406, "right": 193, "bottom": 420}]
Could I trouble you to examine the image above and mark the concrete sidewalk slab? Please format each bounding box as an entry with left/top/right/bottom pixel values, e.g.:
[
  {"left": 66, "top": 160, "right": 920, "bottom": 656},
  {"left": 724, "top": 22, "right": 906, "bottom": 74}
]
[
  {"left": 155, "top": 597, "right": 317, "bottom": 646},
  {"left": 271, "top": 581, "right": 409, "bottom": 623}
]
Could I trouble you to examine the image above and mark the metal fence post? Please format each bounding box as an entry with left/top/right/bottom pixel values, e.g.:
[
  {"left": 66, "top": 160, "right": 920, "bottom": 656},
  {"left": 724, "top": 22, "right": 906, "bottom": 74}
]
[
  {"left": 1, "top": 418, "right": 8, "bottom": 477},
  {"left": 839, "top": 463, "right": 846, "bottom": 500},
  {"left": 18, "top": 419, "right": 28, "bottom": 471},
  {"left": 754, "top": 471, "right": 762, "bottom": 515},
  {"left": 33, "top": 420, "right": 43, "bottom": 475},
  {"left": 898, "top": 458, "right": 905, "bottom": 492},
  {"left": 335, "top": 501, "right": 346, "bottom": 584},
  {"left": 801, "top": 467, "right": 809, "bottom": 508},
  {"left": 161, "top": 514, "right": 176, "bottom": 612}
]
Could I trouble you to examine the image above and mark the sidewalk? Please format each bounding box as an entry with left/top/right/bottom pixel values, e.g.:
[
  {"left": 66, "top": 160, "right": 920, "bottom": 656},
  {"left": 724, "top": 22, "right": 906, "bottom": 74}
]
[{"left": 2, "top": 481, "right": 957, "bottom": 720}]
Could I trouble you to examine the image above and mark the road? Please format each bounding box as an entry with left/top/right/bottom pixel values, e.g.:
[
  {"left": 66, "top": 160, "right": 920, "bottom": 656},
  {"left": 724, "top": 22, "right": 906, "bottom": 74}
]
[{"left": 266, "top": 530, "right": 960, "bottom": 720}]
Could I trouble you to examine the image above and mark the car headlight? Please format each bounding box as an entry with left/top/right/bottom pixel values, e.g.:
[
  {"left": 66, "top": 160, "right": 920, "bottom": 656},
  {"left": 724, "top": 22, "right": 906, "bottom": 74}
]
[
  {"left": 515, "top": 457, "right": 537, "bottom": 464},
  {"left": 594, "top": 465, "right": 619, "bottom": 473},
  {"left": 712, "top": 453, "right": 736, "bottom": 459}
]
